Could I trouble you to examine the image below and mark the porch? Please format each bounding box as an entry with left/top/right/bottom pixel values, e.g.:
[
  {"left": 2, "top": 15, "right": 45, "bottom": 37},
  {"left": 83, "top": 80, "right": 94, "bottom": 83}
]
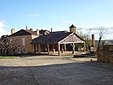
[{"left": 32, "top": 32, "right": 85, "bottom": 56}]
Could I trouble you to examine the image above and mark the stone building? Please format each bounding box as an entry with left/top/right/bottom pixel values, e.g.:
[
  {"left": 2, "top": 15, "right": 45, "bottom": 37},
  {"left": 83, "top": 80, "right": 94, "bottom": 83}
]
[
  {"left": 8, "top": 28, "right": 50, "bottom": 55},
  {"left": 0, "top": 24, "right": 85, "bottom": 55},
  {"left": 32, "top": 24, "right": 85, "bottom": 56}
]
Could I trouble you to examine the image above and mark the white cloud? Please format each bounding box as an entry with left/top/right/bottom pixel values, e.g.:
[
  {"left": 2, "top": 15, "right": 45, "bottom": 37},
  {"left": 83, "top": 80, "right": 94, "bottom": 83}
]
[
  {"left": 60, "top": 17, "right": 73, "bottom": 23},
  {"left": 78, "top": 22, "right": 113, "bottom": 40},
  {"left": 28, "top": 13, "right": 39, "bottom": 17},
  {"left": 78, "top": 22, "right": 113, "bottom": 28},
  {"left": 102, "top": 22, "right": 113, "bottom": 28},
  {"left": 0, "top": 21, "right": 9, "bottom": 37},
  {"left": 78, "top": 25, "right": 98, "bottom": 28}
]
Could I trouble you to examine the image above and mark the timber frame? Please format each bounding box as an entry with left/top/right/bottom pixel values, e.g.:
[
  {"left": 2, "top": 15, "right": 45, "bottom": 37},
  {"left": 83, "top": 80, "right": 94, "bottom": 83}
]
[{"left": 32, "top": 32, "right": 85, "bottom": 56}]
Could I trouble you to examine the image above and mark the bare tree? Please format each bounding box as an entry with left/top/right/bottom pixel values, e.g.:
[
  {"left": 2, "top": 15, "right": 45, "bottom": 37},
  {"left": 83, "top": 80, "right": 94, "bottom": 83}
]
[
  {"left": 97, "top": 27, "right": 108, "bottom": 50},
  {"left": 77, "top": 28, "right": 91, "bottom": 51},
  {"left": 86, "top": 26, "right": 113, "bottom": 61},
  {"left": 0, "top": 35, "right": 12, "bottom": 55},
  {"left": 88, "top": 26, "right": 113, "bottom": 49}
]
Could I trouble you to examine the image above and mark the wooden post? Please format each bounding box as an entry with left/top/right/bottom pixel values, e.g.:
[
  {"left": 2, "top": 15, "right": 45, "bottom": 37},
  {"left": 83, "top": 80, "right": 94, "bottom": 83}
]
[
  {"left": 61, "top": 45, "right": 64, "bottom": 53},
  {"left": 36, "top": 44, "right": 38, "bottom": 53},
  {"left": 47, "top": 44, "right": 50, "bottom": 55},
  {"left": 34, "top": 44, "right": 35, "bottom": 53},
  {"left": 83, "top": 42, "right": 86, "bottom": 52},
  {"left": 38, "top": 44, "right": 41, "bottom": 54},
  {"left": 33, "top": 44, "right": 36, "bottom": 53},
  {"left": 52, "top": 44, "right": 55, "bottom": 52},
  {"left": 34, "top": 44, "right": 36, "bottom": 53},
  {"left": 58, "top": 43, "right": 61, "bottom": 56},
  {"left": 72, "top": 43, "right": 75, "bottom": 54},
  {"left": 64, "top": 44, "right": 66, "bottom": 51},
  {"left": 32, "top": 44, "right": 34, "bottom": 53}
]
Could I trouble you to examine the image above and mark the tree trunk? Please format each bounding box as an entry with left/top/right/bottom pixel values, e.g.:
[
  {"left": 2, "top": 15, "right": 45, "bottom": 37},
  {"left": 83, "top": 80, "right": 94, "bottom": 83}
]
[{"left": 4, "top": 49, "right": 7, "bottom": 56}]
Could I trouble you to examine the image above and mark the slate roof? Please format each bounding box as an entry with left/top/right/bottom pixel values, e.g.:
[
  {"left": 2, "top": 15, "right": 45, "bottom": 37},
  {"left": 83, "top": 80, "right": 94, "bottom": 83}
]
[
  {"left": 32, "top": 31, "right": 84, "bottom": 44},
  {"left": 39, "top": 29, "right": 50, "bottom": 36},
  {"left": 9, "top": 29, "right": 37, "bottom": 37}
]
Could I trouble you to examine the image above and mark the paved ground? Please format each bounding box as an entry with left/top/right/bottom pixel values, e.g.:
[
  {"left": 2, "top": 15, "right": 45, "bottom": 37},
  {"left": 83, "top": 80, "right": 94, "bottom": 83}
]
[{"left": 0, "top": 55, "right": 113, "bottom": 85}]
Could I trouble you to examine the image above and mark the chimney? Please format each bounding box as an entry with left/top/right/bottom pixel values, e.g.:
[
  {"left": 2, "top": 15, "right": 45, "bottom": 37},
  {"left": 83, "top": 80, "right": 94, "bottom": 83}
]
[
  {"left": 92, "top": 34, "right": 95, "bottom": 47},
  {"left": 51, "top": 28, "right": 52, "bottom": 32},
  {"left": 69, "top": 24, "right": 76, "bottom": 33},
  {"left": 11, "top": 28, "right": 16, "bottom": 34},
  {"left": 36, "top": 29, "right": 39, "bottom": 36},
  {"left": 30, "top": 28, "right": 33, "bottom": 31},
  {"left": 26, "top": 26, "right": 28, "bottom": 30}
]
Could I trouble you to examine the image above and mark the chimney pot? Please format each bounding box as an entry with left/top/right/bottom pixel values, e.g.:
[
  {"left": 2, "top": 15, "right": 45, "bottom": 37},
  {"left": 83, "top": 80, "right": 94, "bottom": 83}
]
[
  {"left": 36, "top": 29, "right": 39, "bottom": 36},
  {"left": 26, "top": 26, "right": 28, "bottom": 30},
  {"left": 92, "top": 34, "right": 95, "bottom": 46},
  {"left": 11, "top": 28, "right": 16, "bottom": 34},
  {"left": 30, "top": 28, "right": 33, "bottom": 31},
  {"left": 51, "top": 28, "right": 52, "bottom": 32}
]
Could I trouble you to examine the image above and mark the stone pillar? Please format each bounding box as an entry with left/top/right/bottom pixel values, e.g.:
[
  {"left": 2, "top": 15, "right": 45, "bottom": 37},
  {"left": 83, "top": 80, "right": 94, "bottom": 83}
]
[
  {"left": 92, "top": 34, "right": 95, "bottom": 47},
  {"left": 58, "top": 43, "right": 61, "bottom": 56},
  {"left": 91, "top": 34, "right": 96, "bottom": 52}
]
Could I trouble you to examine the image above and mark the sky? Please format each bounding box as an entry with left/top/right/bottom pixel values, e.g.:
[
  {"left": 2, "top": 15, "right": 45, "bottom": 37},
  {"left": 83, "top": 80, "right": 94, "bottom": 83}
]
[{"left": 0, "top": 0, "right": 113, "bottom": 40}]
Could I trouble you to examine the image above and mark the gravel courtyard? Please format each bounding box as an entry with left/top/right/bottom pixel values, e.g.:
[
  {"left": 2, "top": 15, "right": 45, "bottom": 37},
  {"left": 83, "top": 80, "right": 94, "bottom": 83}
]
[{"left": 0, "top": 55, "right": 113, "bottom": 85}]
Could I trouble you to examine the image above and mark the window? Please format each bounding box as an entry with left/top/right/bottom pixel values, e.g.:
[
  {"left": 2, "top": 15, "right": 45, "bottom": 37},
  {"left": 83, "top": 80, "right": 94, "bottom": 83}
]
[{"left": 22, "top": 38, "right": 25, "bottom": 46}]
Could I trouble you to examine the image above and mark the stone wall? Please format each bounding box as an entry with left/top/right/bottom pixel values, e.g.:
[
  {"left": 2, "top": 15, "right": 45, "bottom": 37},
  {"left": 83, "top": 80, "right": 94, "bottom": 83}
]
[
  {"left": 8, "top": 35, "right": 36, "bottom": 55},
  {"left": 97, "top": 45, "right": 113, "bottom": 63}
]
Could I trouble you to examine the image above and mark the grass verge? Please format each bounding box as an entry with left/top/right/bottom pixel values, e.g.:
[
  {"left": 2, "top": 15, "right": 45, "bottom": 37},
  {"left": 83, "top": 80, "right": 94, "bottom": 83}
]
[{"left": 0, "top": 56, "right": 19, "bottom": 59}]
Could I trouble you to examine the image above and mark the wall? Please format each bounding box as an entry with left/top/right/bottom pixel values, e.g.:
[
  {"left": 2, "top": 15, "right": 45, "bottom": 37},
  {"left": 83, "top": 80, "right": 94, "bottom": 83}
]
[
  {"left": 97, "top": 45, "right": 113, "bottom": 63},
  {"left": 8, "top": 35, "right": 35, "bottom": 55}
]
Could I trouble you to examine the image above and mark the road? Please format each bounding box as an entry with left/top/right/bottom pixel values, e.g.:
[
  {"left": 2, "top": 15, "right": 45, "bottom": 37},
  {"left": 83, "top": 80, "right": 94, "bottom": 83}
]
[{"left": 0, "top": 55, "right": 113, "bottom": 85}]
